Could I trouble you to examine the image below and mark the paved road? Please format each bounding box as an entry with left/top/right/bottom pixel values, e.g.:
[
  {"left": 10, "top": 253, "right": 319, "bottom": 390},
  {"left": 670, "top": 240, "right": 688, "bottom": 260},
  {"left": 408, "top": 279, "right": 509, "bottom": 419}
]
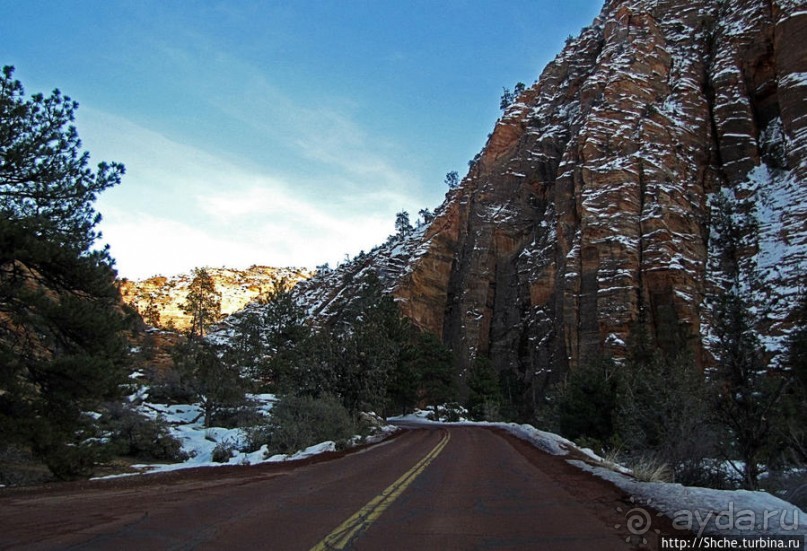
[{"left": 0, "top": 426, "right": 661, "bottom": 550}]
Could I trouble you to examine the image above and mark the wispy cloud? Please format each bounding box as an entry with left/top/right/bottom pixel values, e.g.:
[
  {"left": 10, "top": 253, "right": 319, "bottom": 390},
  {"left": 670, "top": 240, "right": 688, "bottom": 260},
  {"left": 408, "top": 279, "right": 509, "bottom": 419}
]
[
  {"left": 163, "top": 42, "right": 425, "bottom": 202},
  {"left": 75, "top": 27, "right": 435, "bottom": 280},
  {"left": 84, "top": 107, "right": 413, "bottom": 279}
]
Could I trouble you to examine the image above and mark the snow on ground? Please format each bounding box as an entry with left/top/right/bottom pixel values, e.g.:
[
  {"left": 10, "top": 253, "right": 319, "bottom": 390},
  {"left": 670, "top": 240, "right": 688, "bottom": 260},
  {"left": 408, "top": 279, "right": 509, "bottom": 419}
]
[
  {"left": 391, "top": 411, "right": 806, "bottom": 540},
  {"left": 100, "top": 393, "right": 398, "bottom": 478},
  {"left": 572, "top": 461, "right": 803, "bottom": 539}
]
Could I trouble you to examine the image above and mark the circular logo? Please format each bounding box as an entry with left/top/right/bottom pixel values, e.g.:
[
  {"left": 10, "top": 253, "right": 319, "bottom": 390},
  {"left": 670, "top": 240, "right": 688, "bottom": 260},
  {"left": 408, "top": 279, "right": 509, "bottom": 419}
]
[
  {"left": 625, "top": 506, "right": 653, "bottom": 535},
  {"left": 614, "top": 496, "right": 662, "bottom": 545}
]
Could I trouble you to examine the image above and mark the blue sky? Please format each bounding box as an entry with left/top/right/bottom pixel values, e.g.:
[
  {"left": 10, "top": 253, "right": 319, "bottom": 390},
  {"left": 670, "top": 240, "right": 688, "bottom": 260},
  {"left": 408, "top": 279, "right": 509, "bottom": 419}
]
[{"left": 2, "top": 1, "right": 603, "bottom": 279}]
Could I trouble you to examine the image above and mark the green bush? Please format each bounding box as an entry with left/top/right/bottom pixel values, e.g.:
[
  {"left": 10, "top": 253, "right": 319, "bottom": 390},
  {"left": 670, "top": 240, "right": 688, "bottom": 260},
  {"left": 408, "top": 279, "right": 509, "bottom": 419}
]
[
  {"left": 211, "top": 439, "right": 236, "bottom": 463},
  {"left": 256, "top": 394, "right": 356, "bottom": 456},
  {"left": 41, "top": 441, "right": 101, "bottom": 480},
  {"left": 102, "top": 404, "right": 186, "bottom": 462},
  {"left": 211, "top": 402, "right": 263, "bottom": 429},
  {"left": 555, "top": 358, "right": 620, "bottom": 445}
]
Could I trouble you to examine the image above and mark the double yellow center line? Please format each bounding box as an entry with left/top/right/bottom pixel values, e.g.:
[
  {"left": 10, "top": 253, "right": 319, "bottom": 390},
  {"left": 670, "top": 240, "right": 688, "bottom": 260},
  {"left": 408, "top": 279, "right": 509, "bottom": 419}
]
[{"left": 311, "top": 430, "right": 451, "bottom": 550}]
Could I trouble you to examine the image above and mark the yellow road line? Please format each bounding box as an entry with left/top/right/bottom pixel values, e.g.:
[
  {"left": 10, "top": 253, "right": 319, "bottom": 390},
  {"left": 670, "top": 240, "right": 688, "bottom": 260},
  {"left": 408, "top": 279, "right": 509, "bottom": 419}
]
[{"left": 310, "top": 431, "right": 451, "bottom": 551}]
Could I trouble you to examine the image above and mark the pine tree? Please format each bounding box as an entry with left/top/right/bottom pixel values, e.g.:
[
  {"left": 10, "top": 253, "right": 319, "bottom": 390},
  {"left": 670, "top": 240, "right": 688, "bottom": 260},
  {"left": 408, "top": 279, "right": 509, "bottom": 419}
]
[
  {"left": 287, "top": 329, "right": 338, "bottom": 398},
  {"left": 786, "top": 292, "right": 807, "bottom": 393},
  {"left": 467, "top": 356, "right": 503, "bottom": 421},
  {"left": 554, "top": 357, "right": 621, "bottom": 449},
  {"left": 332, "top": 272, "right": 403, "bottom": 413},
  {"left": 260, "top": 288, "right": 316, "bottom": 392},
  {"left": 394, "top": 210, "right": 412, "bottom": 237},
  {"left": 617, "top": 330, "right": 711, "bottom": 484},
  {"left": 223, "top": 311, "right": 265, "bottom": 380},
  {"left": 411, "top": 331, "right": 457, "bottom": 410},
  {"left": 499, "top": 82, "right": 525, "bottom": 112},
  {"left": 0, "top": 67, "right": 131, "bottom": 479},
  {"left": 500, "top": 87, "right": 514, "bottom": 111},
  {"left": 0, "top": 66, "right": 124, "bottom": 251},
  {"left": 256, "top": 270, "right": 456, "bottom": 418},
  {"left": 369, "top": 315, "right": 458, "bottom": 416},
  {"left": 417, "top": 208, "right": 434, "bottom": 226},
  {"left": 707, "top": 189, "right": 787, "bottom": 489},
  {"left": 182, "top": 268, "right": 221, "bottom": 337},
  {"left": 337, "top": 318, "right": 397, "bottom": 414},
  {"left": 444, "top": 171, "right": 459, "bottom": 189},
  {"left": 173, "top": 339, "right": 245, "bottom": 428},
  {"left": 387, "top": 340, "right": 421, "bottom": 415}
]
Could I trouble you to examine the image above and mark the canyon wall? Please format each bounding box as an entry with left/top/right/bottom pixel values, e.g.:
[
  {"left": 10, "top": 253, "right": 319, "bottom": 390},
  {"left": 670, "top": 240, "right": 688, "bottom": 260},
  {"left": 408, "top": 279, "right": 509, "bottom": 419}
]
[{"left": 389, "top": 0, "right": 806, "bottom": 390}]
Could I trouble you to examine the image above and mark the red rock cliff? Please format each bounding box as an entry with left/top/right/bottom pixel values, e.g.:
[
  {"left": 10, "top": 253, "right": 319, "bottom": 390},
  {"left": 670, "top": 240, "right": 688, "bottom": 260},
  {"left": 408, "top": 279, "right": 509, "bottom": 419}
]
[{"left": 392, "top": 0, "right": 807, "bottom": 389}]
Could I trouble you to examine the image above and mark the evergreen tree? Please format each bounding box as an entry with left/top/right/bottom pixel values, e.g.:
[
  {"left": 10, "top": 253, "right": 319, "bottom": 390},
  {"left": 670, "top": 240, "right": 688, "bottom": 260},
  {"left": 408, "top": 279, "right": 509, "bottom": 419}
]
[
  {"left": 498, "top": 369, "right": 528, "bottom": 421},
  {"left": 173, "top": 339, "right": 245, "bottom": 428},
  {"left": 500, "top": 87, "right": 514, "bottom": 111},
  {"left": 554, "top": 357, "right": 620, "bottom": 448},
  {"left": 223, "top": 310, "right": 265, "bottom": 380},
  {"left": 262, "top": 287, "right": 309, "bottom": 351},
  {"left": 182, "top": 268, "right": 221, "bottom": 337},
  {"left": 387, "top": 340, "right": 421, "bottom": 415},
  {"left": 499, "top": 82, "right": 525, "bottom": 112},
  {"left": 337, "top": 315, "right": 398, "bottom": 414},
  {"left": 444, "top": 171, "right": 459, "bottom": 190},
  {"left": 388, "top": 327, "right": 457, "bottom": 415},
  {"left": 786, "top": 292, "right": 807, "bottom": 393},
  {"left": 707, "top": 189, "right": 787, "bottom": 489},
  {"left": 394, "top": 210, "right": 412, "bottom": 237},
  {"left": 255, "top": 393, "right": 355, "bottom": 456},
  {"left": 467, "top": 356, "right": 503, "bottom": 421},
  {"left": 260, "top": 289, "right": 315, "bottom": 392},
  {"left": 0, "top": 67, "right": 131, "bottom": 479},
  {"left": 286, "top": 329, "right": 338, "bottom": 398},
  {"left": 255, "top": 270, "right": 457, "bottom": 419},
  {"left": 0, "top": 66, "right": 124, "bottom": 250},
  {"left": 415, "top": 331, "right": 457, "bottom": 408},
  {"left": 332, "top": 272, "right": 404, "bottom": 413}
]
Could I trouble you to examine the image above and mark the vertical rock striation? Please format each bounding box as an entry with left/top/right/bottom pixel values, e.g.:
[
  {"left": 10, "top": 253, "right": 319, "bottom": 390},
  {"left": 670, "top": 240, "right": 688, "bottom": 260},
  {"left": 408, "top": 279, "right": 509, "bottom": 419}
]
[{"left": 391, "top": 0, "right": 807, "bottom": 391}]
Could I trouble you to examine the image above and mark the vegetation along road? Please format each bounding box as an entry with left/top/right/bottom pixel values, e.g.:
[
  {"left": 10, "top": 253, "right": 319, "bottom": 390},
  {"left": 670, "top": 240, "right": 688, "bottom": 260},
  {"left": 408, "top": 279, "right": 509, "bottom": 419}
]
[{"left": 0, "top": 425, "right": 683, "bottom": 550}]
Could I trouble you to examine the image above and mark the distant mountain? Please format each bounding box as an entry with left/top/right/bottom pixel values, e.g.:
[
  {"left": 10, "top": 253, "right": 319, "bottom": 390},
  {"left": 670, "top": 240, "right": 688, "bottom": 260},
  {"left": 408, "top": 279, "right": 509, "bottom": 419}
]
[
  {"left": 287, "top": 0, "right": 806, "bottom": 395},
  {"left": 119, "top": 266, "right": 313, "bottom": 331}
]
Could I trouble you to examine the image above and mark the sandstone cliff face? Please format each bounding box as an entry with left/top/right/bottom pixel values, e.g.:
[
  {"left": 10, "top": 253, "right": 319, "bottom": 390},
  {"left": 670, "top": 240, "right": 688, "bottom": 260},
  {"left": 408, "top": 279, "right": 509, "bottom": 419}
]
[
  {"left": 388, "top": 0, "right": 807, "bottom": 389},
  {"left": 120, "top": 266, "right": 312, "bottom": 331}
]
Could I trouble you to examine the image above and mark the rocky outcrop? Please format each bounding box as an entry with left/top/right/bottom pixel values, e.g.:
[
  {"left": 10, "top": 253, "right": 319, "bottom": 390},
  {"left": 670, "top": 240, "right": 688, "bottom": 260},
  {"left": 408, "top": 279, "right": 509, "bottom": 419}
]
[
  {"left": 283, "top": 0, "right": 806, "bottom": 402},
  {"left": 120, "top": 266, "right": 312, "bottom": 331},
  {"left": 388, "top": 0, "right": 806, "bottom": 390}
]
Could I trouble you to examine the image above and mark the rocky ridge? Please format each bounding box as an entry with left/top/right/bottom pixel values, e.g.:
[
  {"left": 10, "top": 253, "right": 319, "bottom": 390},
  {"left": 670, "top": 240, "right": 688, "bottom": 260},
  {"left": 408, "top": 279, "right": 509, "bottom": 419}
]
[
  {"left": 290, "top": 0, "right": 806, "bottom": 395},
  {"left": 120, "top": 266, "right": 312, "bottom": 331}
]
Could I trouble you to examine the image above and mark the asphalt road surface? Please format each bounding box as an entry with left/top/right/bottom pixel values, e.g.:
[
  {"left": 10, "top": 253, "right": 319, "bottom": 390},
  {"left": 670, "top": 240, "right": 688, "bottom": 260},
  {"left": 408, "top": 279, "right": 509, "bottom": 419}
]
[{"left": 0, "top": 425, "right": 676, "bottom": 550}]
